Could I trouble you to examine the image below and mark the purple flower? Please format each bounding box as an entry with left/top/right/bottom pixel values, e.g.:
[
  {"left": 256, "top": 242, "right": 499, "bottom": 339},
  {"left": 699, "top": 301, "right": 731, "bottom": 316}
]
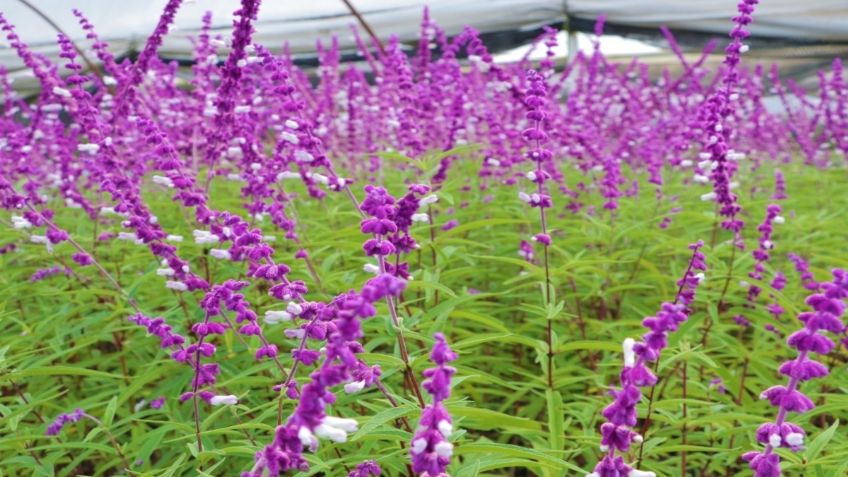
[{"left": 46, "top": 408, "right": 85, "bottom": 436}]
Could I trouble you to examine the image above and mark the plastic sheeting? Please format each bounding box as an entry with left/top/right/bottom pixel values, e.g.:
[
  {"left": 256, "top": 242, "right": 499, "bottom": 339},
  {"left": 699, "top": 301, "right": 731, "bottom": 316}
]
[
  {"left": 1, "top": 0, "right": 846, "bottom": 85},
  {"left": 567, "top": 0, "right": 848, "bottom": 41}
]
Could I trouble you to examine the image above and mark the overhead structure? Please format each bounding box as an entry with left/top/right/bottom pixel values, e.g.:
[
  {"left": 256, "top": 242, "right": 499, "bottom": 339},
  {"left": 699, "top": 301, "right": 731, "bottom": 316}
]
[{"left": 1, "top": 0, "right": 846, "bottom": 87}]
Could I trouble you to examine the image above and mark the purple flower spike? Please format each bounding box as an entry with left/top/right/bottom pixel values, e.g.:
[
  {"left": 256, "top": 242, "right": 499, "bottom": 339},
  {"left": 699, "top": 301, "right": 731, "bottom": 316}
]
[
  {"left": 410, "top": 333, "right": 458, "bottom": 476},
  {"left": 746, "top": 269, "right": 848, "bottom": 475}
]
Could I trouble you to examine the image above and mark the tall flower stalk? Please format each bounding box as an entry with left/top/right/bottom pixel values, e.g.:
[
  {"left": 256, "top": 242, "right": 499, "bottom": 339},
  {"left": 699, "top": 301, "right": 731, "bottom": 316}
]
[{"left": 743, "top": 270, "right": 848, "bottom": 476}]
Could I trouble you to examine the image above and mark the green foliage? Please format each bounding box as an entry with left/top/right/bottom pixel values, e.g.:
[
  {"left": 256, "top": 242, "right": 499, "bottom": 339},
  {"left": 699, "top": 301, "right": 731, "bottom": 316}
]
[{"left": 1, "top": 159, "right": 847, "bottom": 475}]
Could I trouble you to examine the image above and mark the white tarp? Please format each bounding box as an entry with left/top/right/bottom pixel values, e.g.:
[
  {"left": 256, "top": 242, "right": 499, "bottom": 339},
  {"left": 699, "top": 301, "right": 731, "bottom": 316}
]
[
  {"left": 566, "top": 0, "right": 848, "bottom": 41},
  {"left": 1, "top": 0, "right": 846, "bottom": 86}
]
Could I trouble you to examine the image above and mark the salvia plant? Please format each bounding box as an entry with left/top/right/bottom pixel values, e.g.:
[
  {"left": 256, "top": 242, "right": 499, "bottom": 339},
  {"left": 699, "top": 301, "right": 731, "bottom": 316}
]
[{"left": 0, "top": 0, "right": 847, "bottom": 475}]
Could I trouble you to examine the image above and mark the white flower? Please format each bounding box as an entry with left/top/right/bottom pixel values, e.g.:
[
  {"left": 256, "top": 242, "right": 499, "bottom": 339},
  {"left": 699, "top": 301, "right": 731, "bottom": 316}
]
[
  {"left": 118, "top": 232, "right": 139, "bottom": 242},
  {"left": 437, "top": 420, "right": 453, "bottom": 437},
  {"left": 298, "top": 426, "right": 318, "bottom": 451},
  {"left": 740, "top": 44, "right": 750, "bottom": 53},
  {"left": 192, "top": 230, "right": 219, "bottom": 245},
  {"left": 311, "top": 173, "right": 329, "bottom": 185},
  {"left": 314, "top": 416, "right": 358, "bottom": 443},
  {"left": 486, "top": 158, "right": 501, "bottom": 166},
  {"left": 698, "top": 152, "right": 712, "bottom": 160},
  {"left": 344, "top": 380, "right": 366, "bottom": 393},
  {"left": 77, "top": 143, "right": 100, "bottom": 154},
  {"left": 165, "top": 281, "right": 188, "bottom": 292},
  {"left": 693, "top": 174, "right": 710, "bottom": 184},
  {"left": 628, "top": 470, "right": 656, "bottom": 477},
  {"left": 295, "top": 150, "right": 314, "bottom": 163},
  {"left": 740, "top": 280, "right": 750, "bottom": 288},
  {"left": 769, "top": 433, "right": 782, "bottom": 448},
  {"left": 785, "top": 432, "right": 804, "bottom": 447},
  {"left": 727, "top": 152, "right": 746, "bottom": 161},
  {"left": 697, "top": 160, "right": 712, "bottom": 170},
  {"left": 262, "top": 235, "right": 276, "bottom": 242},
  {"left": 133, "top": 399, "right": 147, "bottom": 412},
  {"left": 166, "top": 234, "right": 183, "bottom": 242},
  {"left": 679, "top": 160, "right": 693, "bottom": 167},
  {"left": 774, "top": 216, "right": 785, "bottom": 224},
  {"left": 694, "top": 273, "right": 705, "bottom": 283},
  {"left": 286, "top": 302, "right": 303, "bottom": 316},
  {"left": 526, "top": 171, "right": 537, "bottom": 181},
  {"left": 11, "top": 215, "right": 32, "bottom": 229},
  {"left": 411, "top": 438, "right": 427, "bottom": 454},
  {"left": 281, "top": 131, "right": 299, "bottom": 144},
  {"left": 285, "top": 119, "right": 299, "bottom": 129},
  {"left": 518, "top": 191, "right": 531, "bottom": 203},
  {"left": 209, "top": 249, "right": 232, "bottom": 260},
  {"left": 419, "top": 194, "right": 439, "bottom": 206},
  {"left": 30, "top": 235, "right": 49, "bottom": 244},
  {"left": 209, "top": 395, "right": 238, "bottom": 406},
  {"left": 434, "top": 441, "right": 453, "bottom": 458},
  {"left": 363, "top": 263, "right": 381, "bottom": 274},
  {"left": 411, "top": 213, "right": 429, "bottom": 223},
  {"left": 152, "top": 175, "right": 174, "bottom": 188},
  {"left": 622, "top": 338, "right": 636, "bottom": 367},
  {"left": 587, "top": 473, "right": 601, "bottom": 477},
  {"left": 264, "top": 310, "right": 293, "bottom": 324},
  {"left": 277, "top": 171, "right": 300, "bottom": 180},
  {"left": 156, "top": 268, "right": 175, "bottom": 277},
  {"left": 52, "top": 86, "right": 72, "bottom": 98},
  {"left": 700, "top": 192, "right": 716, "bottom": 202},
  {"left": 234, "top": 105, "right": 251, "bottom": 114}
]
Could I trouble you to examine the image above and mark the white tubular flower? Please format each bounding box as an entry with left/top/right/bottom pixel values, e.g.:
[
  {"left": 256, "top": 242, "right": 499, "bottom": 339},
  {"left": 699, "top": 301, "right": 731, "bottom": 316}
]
[
  {"left": 285, "top": 119, "right": 299, "bottom": 129},
  {"left": 298, "top": 426, "right": 318, "bottom": 451},
  {"left": 486, "top": 158, "right": 501, "bottom": 166},
  {"left": 314, "top": 416, "right": 358, "bottom": 443},
  {"left": 166, "top": 234, "right": 184, "bottom": 242},
  {"left": 344, "top": 380, "right": 366, "bottom": 394},
  {"left": 785, "top": 432, "right": 804, "bottom": 447},
  {"left": 118, "top": 232, "right": 138, "bottom": 242},
  {"left": 693, "top": 174, "right": 710, "bottom": 184},
  {"left": 11, "top": 215, "right": 32, "bottom": 229},
  {"left": 234, "top": 105, "right": 251, "bottom": 114},
  {"left": 286, "top": 302, "right": 303, "bottom": 316},
  {"left": 698, "top": 152, "right": 712, "bottom": 160},
  {"left": 133, "top": 399, "right": 148, "bottom": 412},
  {"left": 700, "top": 192, "right": 717, "bottom": 202},
  {"left": 311, "top": 173, "right": 329, "bottom": 185},
  {"left": 623, "top": 338, "right": 636, "bottom": 367},
  {"left": 773, "top": 216, "right": 785, "bottom": 224},
  {"left": 165, "top": 281, "right": 188, "bottom": 292},
  {"left": 192, "top": 230, "right": 219, "bottom": 245},
  {"left": 411, "top": 438, "right": 427, "bottom": 454},
  {"left": 280, "top": 131, "right": 299, "bottom": 144},
  {"left": 629, "top": 470, "right": 656, "bottom": 477},
  {"left": 419, "top": 194, "right": 439, "bottom": 206},
  {"left": 769, "top": 433, "right": 782, "bottom": 448},
  {"left": 209, "top": 249, "right": 232, "bottom": 260},
  {"left": 411, "top": 213, "right": 429, "bottom": 223},
  {"left": 261, "top": 235, "right": 276, "bottom": 242},
  {"left": 694, "top": 273, "right": 705, "bottom": 283},
  {"left": 30, "top": 235, "right": 49, "bottom": 244},
  {"left": 526, "top": 171, "right": 537, "bottom": 181},
  {"left": 363, "top": 263, "right": 380, "bottom": 274},
  {"left": 264, "top": 310, "right": 293, "bottom": 324},
  {"left": 52, "top": 86, "right": 72, "bottom": 98},
  {"left": 437, "top": 420, "right": 453, "bottom": 437},
  {"left": 679, "top": 159, "right": 693, "bottom": 167},
  {"left": 697, "top": 160, "right": 712, "bottom": 170},
  {"left": 77, "top": 143, "right": 100, "bottom": 154},
  {"left": 156, "top": 268, "right": 175, "bottom": 277},
  {"left": 277, "top": 171, "right": 300, "bottom": 180},
  {"left": 518, "top": 191, "right": 531, "bottom": 203},
  {"left": 295, "top": 150, "right": 314, "bottom": 163},
  {"left": 434, "top": 441, "right": 454, "bottom": 458},
  {"left": 152, "top": 175, "right": 174, "bottom": 188},
  {"left": 209, "top": 395, "right": 238, "bottom": 406}
]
